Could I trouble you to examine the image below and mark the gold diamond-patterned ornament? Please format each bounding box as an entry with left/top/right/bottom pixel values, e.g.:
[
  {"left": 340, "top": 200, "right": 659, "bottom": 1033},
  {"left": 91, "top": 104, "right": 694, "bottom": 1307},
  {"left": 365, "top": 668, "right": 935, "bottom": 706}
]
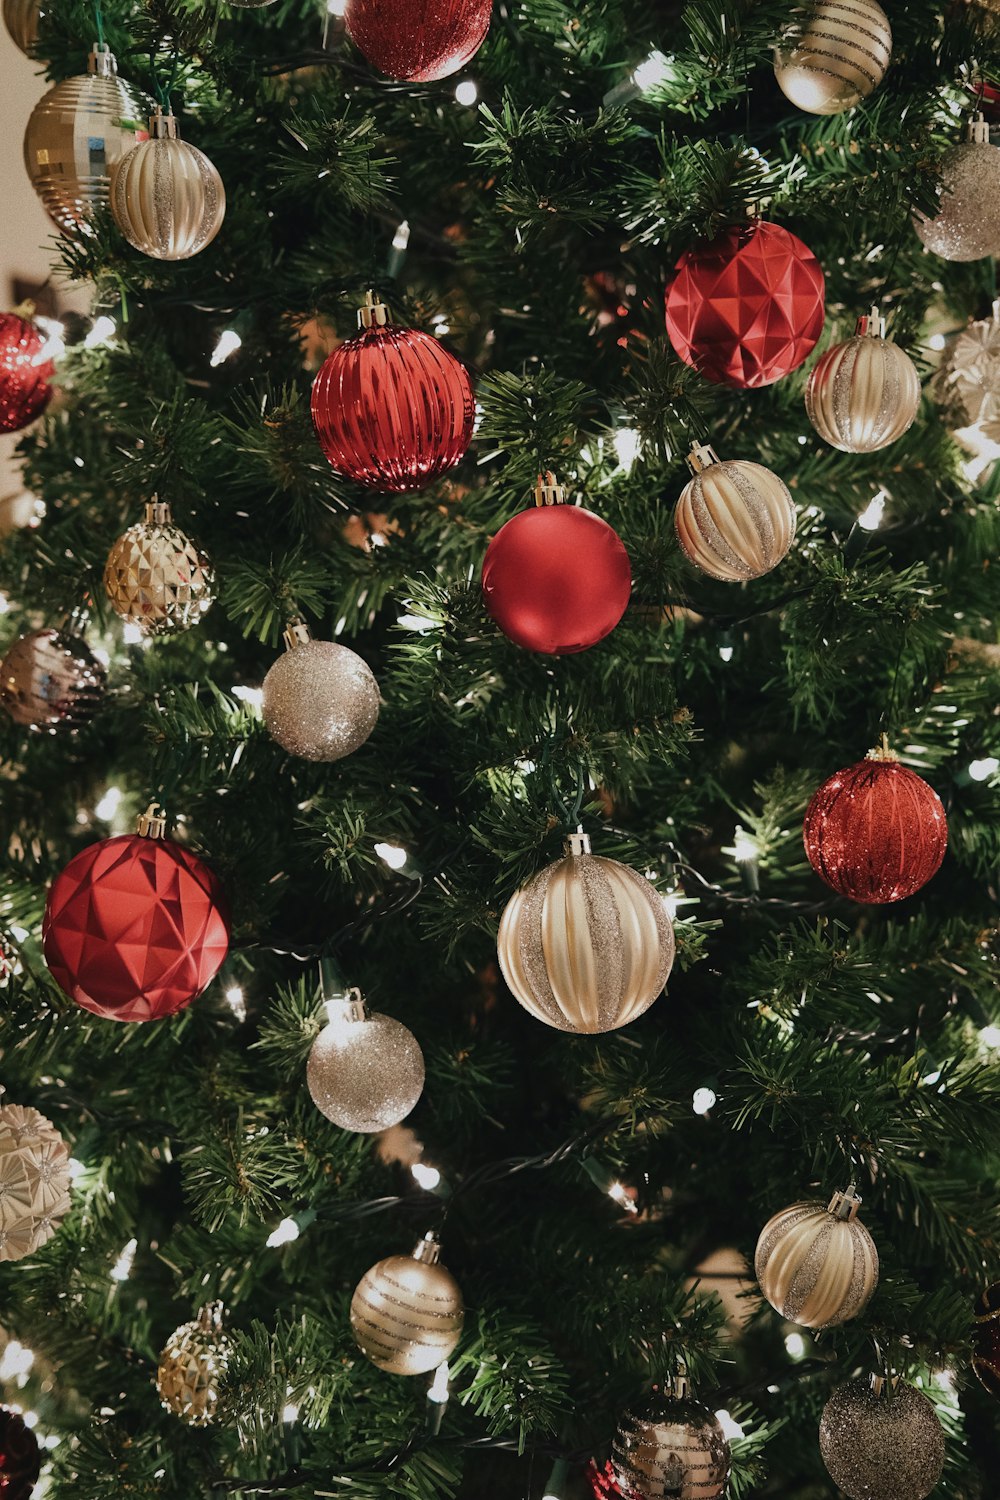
[
  {"left": 104, "top": 498, "right": 215, "bottom": 637},
  {"left": 112, "top": 109, "right": 226, "bottom": 262},
  {"left": 157, "top": 1302, "right": 231, "bottom": 1426},
  {"left": 350, "top": 1232, "right": 464, "bottom": 1376},
  {"left": 0, "top": 1101, "right": 72, "bottom": 1263}
]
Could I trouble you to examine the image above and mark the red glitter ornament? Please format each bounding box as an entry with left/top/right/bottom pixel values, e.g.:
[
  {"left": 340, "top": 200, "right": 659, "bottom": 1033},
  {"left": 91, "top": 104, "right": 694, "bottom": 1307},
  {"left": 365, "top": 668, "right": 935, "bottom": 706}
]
[
  {"left": 344, "top": 0, "right": 491, "bottom": 82},
  {"left": 803, "top": 744, "right": 947, "bottom": 904},
  {"left": 586, "top": 1460, "right": 624, "bottom": 1498},
  {"left": 0, "top": 1406, "right": 40, "bottom": 1500},
  {"left": 0, "top": 311, "right": 53, "bottom": 434},
  {"left": 311, "top": 291, "right": 474, "bottom": 493},
  {"left": 665, "top": 220, "right": 825, "bottom": 389},
  {"left": 42, "top": 803, "right": 230, "bottom": 1023},
  {"left": 482, "top": 473, "right": 631, "bottom": 655}
]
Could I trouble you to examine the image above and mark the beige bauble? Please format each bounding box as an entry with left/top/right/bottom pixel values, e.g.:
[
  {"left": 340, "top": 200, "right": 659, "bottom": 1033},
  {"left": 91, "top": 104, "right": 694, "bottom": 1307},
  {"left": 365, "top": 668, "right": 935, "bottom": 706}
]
[
  {"left": 104, "top": 499, "right": 215, "bottom": 637},
  {"left": 0, "top": 1103, "right": 71, "bottom": 1263},
  {"left": 307, "top": 990, "right": 425, "bottom": 1133},
  {"left": 755, "top": 1184, "right": 878, "bottom": 1328},
  {"left": 350, "top": 1232, "right": 464, "bottom": 1376},
  {"left": 0, "top": 487, "right": 44, "bottom": 535},
  {"left": 674, "top": 443, "right": 796, "bottom": 583},
  {"left": 805, "top": 308, "right": 922, "bottom": 453},
  {"left": 612, "top": 1388, "right": 731, "bottom": 1500},
  {"left": 262, "top": 621, "right": 380, "bottom": 762},
  {"left": 112, "top": 111, "right": 225, "bottom": 262},
  {"left": 914, "top": 118, "right": 1000, "bottom": 263},
  {"left": 2, "top": 0, "right": 44, "bottom": 57},
  {"left": 774, "top": 0, "right": 891, "bottom": 115},
  {"left": 157, "top": 1303, "right": 231, "bottom": 1427},
  {"left": 0, "top": 627, "right": 106, "bottom": 732},
  {"left": 497, "top": 830, "right": 674, "bottom": 1035}
]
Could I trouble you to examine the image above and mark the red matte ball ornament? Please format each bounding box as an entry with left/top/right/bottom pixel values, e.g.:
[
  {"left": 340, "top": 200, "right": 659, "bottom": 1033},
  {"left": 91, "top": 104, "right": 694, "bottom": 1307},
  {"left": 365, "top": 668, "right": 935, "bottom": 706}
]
[
  {"left": 665, "top": 220, "right": 825, "bottom": 389},
  {"left": 344, "top": 0, "right": 492, "bottom": 81},
  {"left": 0, "top": 310, "right": 53, "bottom": 434},
  {"left": 42, "top": 803, "right": 230, "bottom": 1023},
  {"left": 311, "top": 290, "right": 474, "bottom": 494},
  {"left": 803, "top": 742, "right": 947, "bottom": 904},
  {"left": 482, "top": 473, "right": 632, "bottom": 655},
  {"left": 0, "top": 1406, "right": 40, "bottom": 1500}
]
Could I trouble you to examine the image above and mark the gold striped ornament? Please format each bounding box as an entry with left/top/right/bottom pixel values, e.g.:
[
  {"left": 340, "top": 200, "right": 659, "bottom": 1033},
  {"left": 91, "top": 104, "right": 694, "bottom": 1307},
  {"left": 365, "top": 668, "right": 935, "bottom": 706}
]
[
  {"left": 805, "top": 308, "right": 921, "bottom": 453},
  {"left": 612, "top": 1368, "right": 731, "bottom": 1500},
  {"left": 755, "top": 1184, "right": 879, "bottom": 1328},
  {"left": 497, "top": 830, "right": 675, "bottom": 1035},
  {"left": 112, "top": 110, "right": 225, "bottom": 261},
  {"left": 774, "top": 0, "right": 892, "bottom": 116},
  {"left": 674, "top": 443, "right": 796, "bottom": 584},
  {"left": 350, "top": 1232, "right": 463, "bottom": 1376},
  {"left": 2, "top": 0, "right": 44, "bottom": 57}
]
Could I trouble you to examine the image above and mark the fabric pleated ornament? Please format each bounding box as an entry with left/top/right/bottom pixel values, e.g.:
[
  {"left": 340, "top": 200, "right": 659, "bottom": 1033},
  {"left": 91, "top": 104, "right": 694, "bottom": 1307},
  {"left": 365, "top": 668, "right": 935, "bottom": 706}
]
[
  {"left": 805, "top": 308, "right": 921, "bottom": 452},
  {"left": 674, "top": 442, "right": 796, "bottom": 582},
  {"left": 112, "top": 110, "right": 225, "bottom": 261}
]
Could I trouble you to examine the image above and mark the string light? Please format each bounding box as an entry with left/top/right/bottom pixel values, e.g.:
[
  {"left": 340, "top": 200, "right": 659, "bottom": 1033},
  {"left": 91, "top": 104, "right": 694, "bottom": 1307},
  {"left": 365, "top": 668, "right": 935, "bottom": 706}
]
[
  {"left": 411, "top": 1163, "right": 442, "bottom": 1190},
  {"left": 225, "top": 986, "right": 247, "bottom": 1023},
  {"left": 266, "top": 1217, "right": 300, "bottom": 1248},
  {"left": 969, "top": 757, "right": 999, "bottom": 781},
  {"left": 210, "top": 330, "right": 242, "bottom": 367},
  {"left": 714, "top": 1409, "right": 745, "bottom": 1441},
  {"left": 391, "top": 220, "right": 411, "bottom": 252},
  {"left": 979, "top": 1025, "right": 1000, "bottom": 1049},
  {"left": 858, "top": 490, "right": 887, "bottom": 531},
  {"left": 718, "top": 644, "right": 734, "bottom": 662},
  {"left": 374, "top": 841, "right": 408, "bottom": 871},
  {"left": 327, "top": 0, "right": 347, "bottom": 11},
  {"left": 110, "top": 1238, "right": 138, "bottom": 1282},
  {"left": 784, "top": 1331, "right": 806, "bottom": 1360},
  {"left": 33, "top": 317, "right": 65, "bottom": 363},
  {"left": 282, "top": 1399, "right": 300, "bottom": 1423},
  {"left": 427, "top": 1362, "right": 450, "bottom": 1404},
  {"left": 692, "top": 1086, "right": 717, "bottom": 1116},
  {"left": 542, "top": 1458, "right": 570, "bottom": 1499},
  {"left": 84, "top": 315, "right": 116, "bottom": 350},
  {"left": 454, "top": 80, "right": 478, "bottom": 107},
  {"left": 94, "top": 786, "right": 122, "bottom": 822},
  {"left": 0, "top": 1342, "right": 34, "bottom": 1382},
  {"left": 607, "top": 1181, "right": 638, "bottom": 1215},
  {"left": 633, "top": 50, "right": 672, "bottom": 91},
  {"left": 67, "top": 1158, "right": 86, "bottom": 1183},
  {"left": 612, "top": 428, "right": 641, "bottom": 472},
  {"left": 231, "top": 685, "right": 264, "bottom": 710}
]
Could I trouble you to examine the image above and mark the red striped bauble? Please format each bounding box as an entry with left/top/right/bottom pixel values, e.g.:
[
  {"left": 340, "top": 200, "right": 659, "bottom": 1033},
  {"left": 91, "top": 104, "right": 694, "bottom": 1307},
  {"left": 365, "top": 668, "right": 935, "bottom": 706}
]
[{"left": 803, "top": 749, "right": 947, "bottom": 904}]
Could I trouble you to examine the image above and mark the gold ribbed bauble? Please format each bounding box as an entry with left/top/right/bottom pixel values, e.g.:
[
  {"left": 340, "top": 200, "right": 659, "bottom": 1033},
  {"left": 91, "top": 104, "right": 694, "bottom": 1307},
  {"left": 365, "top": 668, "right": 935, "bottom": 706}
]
[
  {"left": 103, "top": 499, "right": 215, "bottom": 637},
  {"left": 23, "top": 44, "right": 151, "bottom": 235},
  {"left": 755, "top": 1184, "right": 879, "bottom": 1328},
  {"left": 262, "top": 620, "right": 380, "bottom": 762},
  {"left": 2, "top": 0, "right": 44, "bottom": 57},
  {"left": 913, "top": 116, "right": 1000, "bottom": 262},
  {"left": 774, "top": 0, "right": 892, "bottom": 116},
  {"left": 157, "top": 1303, "right": 231, "bottom": 1427},
  {"left": 0, "top": 627, "right": 106, "bottom": 732},
  {"left": 497, "top": 830, "right": 675, "bottom": 1035},
  {"left": 674, "top": 442, "right": 796, "bottom": 583},
  {"left": 112, "top": 110, "right": 225, "bottom": 261},
  {"left": 350, "top": 1232, "right": 464, "bottom": 1376},
  {"left": 0, "top": 1103, "right": 71, "bottom": 1263},
  {"left": 819, "top": 1375, "right": 945, "bottom": 1500},
  {"left": 805, "top": 308, "right": 922, "bottom": 453},
  {"left": 307, "top": 989, "right": 425, "bottom": 1133},
  {"left": 611, "top": 1375, "right": 731, "bottom": 1500}
]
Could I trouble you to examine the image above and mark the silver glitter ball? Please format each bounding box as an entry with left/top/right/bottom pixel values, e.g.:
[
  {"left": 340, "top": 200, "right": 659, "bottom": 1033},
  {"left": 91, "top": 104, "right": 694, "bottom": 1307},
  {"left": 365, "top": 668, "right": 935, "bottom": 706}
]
[
  {"left": 819, "top": 1378, "right": 945, "bottom": 1500},
  {"left": 914, "top": 140, "right": 1000, "bottom": 263},
  {"left": 307, "top": 1004, "right": 425, "bottom": 1133},
  {"left": 612, "top": 1394, "right": 731, "bottom": 1500},
  {"left": 262, "top": 636, "right": 379, "bottom": 762},
  {"left": 0, "top": 628, "right": 106, "bottom": 732}
]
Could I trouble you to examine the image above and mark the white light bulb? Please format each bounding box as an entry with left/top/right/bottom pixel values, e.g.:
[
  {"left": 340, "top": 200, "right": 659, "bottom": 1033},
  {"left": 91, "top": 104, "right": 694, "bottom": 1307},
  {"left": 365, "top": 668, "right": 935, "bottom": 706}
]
[
  {"left": 607, "top": 1182, "right": 638, "bottom": 1214},
  {"left": 84, "top": 315, "right": 117, "bottom": 350},
  {"left": 225, "top": 986, "right": 247, "bottom": 1022},
  {"left": 110, "top": 1238, "right": 138, "bottom": 1282},
  {"left": 33, "top": 317, "right": 65, "bottom": 363},
  {"left": 927, "top": 332, "right": 947, "bottom": 352},
  {"left": 858, "top": 491, "right": 886, "bottom": 531},
  {"left": 733, "top": 828, "right": 758, "bottom": 863},
  {"left": 391, "top": 219, "right": 411, "bottom": 252},
  {"left": 612, "top": 428, "right": 641, "bottom": 472},
  {"left": 969, "top": 757, "right": 999, "bottom": 782},
  {"left": 210, "top": 330, "right": 242, "bottom": 367},
  {"left": 718, "top": 645, "right": 734, "bottom": 662},
  {"left": 397, "top": 611, "right": 438, "bottom": 632},
  {"left": 979, "top": 1025, "right": 1000, "bottom": 1049},
  {"left": 374, "top": 841, "right": 408, "bottom": 870},
  {"left": 0, "top": 595, "right": 10, "bottom": 616},
  {"left": 633, "top": 50, "right": 671, "bottom": 91},
  {"left": 454, "top": 80, "right": 478, "bottom": 107},
  {"left": 94, "top": 786, "right": 122, "bottom": 822},
  {"left": 231, "top": 684, "right": 264, "bottom": 710},
  {"left": 692, "top": 1086, "right": 717, "bottom": 1116},
  {"left": 0, "top": 1342, "right": 34, "bottom": 1381},
  {"left": 67, "top": 1158, "right": 86, "bottom": 1183},
  {"left": 428, "top": 1361, "right": 450, "bottom": 1403},
  {"left": 714, "top": 1409, "right": 745, "bottom": 1441},
  {"left": 266, "top": 1217, "right": 300, "bottom": 1248},
  {"left": 411, "top": 1163, "right": 441, "bottom": 1190},
  {"left": 785, "top": 1331, "right": 806, "bottom": 1360},
  {"left": 282, "top": 1402, "right": 300, "bottom": 1423}
]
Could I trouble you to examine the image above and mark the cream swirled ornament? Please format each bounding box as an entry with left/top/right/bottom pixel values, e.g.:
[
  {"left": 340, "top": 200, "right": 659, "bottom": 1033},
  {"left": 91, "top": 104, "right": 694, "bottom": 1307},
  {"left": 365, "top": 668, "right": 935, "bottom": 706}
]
[
  {"left": 805, "top": 307, "right": 922, "bottom": 453},
  {"left": 350, "top": 1232, "right": 464, "bottom": 1376},
  {"left": 774, "top": 0, "right": 892, "bottom": 116},
  {"left": 755, "top": 1183, "right": 878, "bottom": 1328},
  {"left": 674, "top": 442, "right": 796, "bottom": 582}
]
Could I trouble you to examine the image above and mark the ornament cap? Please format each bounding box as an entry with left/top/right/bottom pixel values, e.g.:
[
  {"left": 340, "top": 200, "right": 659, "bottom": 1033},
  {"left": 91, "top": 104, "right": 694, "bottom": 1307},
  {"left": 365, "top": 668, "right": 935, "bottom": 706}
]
[
  {"left": 149, "top": 109, "right": 180, "bottom": 141},
  {"left": 869, "top": 1371, "right": 900, "bottom": 1399},
  {"left": 137, "top": 803, "right": 168, "bottom": 840},
  {"left": 865, "top": 733, "right": 899, "bottom": 764},
  {"left": 856, "top": 306, "right": 886, "bottom": 339},
  {"left": 197, "top": 1301, "right": 225, "bottom": 1335},
  {"left": 534, "top": 471, "right": 567, "bottom": 507},
  {"left": 412, "top": 1230, "right": 442, "bottom": 1265},
  {"left": 828, "top": 1183, "right": 862, "bottom": 1221},
  {"left": 358, "top": 289, "right": 390, "bottom": 330},
  {"left": 144, "top": 497, "right": 172, "bottom": 526},
  {"left": 664, "top": 1356, "right": 691, "bottom": 1400},
  {"left": 88, "top": 43, "right": 118, "bottom": 77},
  {"left": 282, "top": 619, "right": 313, "bottom": 651},
  {"left": 325, "top": 987, "right": 369, "bottom": 1026},
  {"left": 967, "top": 112, "right": 991, "bottom": 145},
  {"left": 686, "top": 441, "right": 721, "bottom": 475},
  {"left": 564, "top": 828, "right": 593, "bottom": 857}
]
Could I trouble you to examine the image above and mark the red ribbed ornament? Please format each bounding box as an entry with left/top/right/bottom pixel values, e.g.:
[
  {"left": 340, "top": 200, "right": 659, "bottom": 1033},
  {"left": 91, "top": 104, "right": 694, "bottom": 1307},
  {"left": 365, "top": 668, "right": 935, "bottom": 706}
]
[
  {"left": 665, "top": 220, "right": 825, "bottom": 389},
  {"left": 0, "top": 311, "right": 53, "bottom": 434},
  {"left": 344, "top": 0, "right": 491, "bottom": 81},
  {"left": 311, "top": 292, "right": 474, "bottom": 493},
  {"left": 803, "top": 750, "right": 947, "bottom": 904},
  {"left": 0, "top": 1407, "right": 40, "bottom": 1500}
]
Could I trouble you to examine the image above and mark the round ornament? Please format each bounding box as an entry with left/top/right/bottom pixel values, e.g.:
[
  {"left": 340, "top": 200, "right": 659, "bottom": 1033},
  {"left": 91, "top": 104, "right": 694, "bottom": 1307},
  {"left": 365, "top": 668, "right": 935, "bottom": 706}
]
[
  {"left": 42, "top": 803, "right": 230, "bottom": 1023},
  {"left": 262, "top": 620, "right": 380, "bottom": 762},
  {"left": 0, "top": 311, "right": 54, "bottom": 435},
  {"left": 933, "top": 297, "right": 1000, "bottom": 454},
  {"left": 24, "top": 44, "right": 151, "bottom": 235},
  {"left": 805, "top": 307, "right": 922, "bottom": 453},
  {"left": 0, "top": 1102, "right": 71, "bottom": 1264},
  {"left": 351, "top": 1231, "right": 464, "bottom": 1376},
  {"left": 157, "top": 1303, "right": 231, "bottom": 1427},
  {"left": 819, "top": 1375, "right": 945, "bottom": 1500},
  {"left": 103, "top": 498, "right": 215, "bottom": 637},
  {"left": 914, "top": 115, "right": 1000, "bottom": 262},
  {"left": 674, "top": 442, "right": 796, "bottom": 583},
  {"left": 774, "top": 0, "right": 892, "bottom": 116},
  {"left": 665, "top": 220, "right": 825, "bottom": 389},
  {"left": 803, "top": 742, "right": 948, "bottom": 904},
  {"left": 498, "top": 829, "right": 675, "bottom": 1034},
  {"left": 0, "top": 934, "right": 17, "bottom": 988},
  {"left": 2, "top": 0, "right": 44, "bottom": 57},
  {"left": 972, "top": 1281, "right": 1000, "bottom": 1397},
  {"left": 344, "top": 0, "right": 491, "bottom": 82},
  {"left": 0, "top": 1406, "right": 41, "bottom": 1500},
  {"left": 481, "top": 472, "right": 632, "bottom": 654},
  {"left": 0, "top": 628, "right": 106, "bottom": 733},
  {"left": 307, "top": 988, "right": 425, "bottom": 1133},
  {"left": 311, "top": 290, "right": 475, "bottom": 493},
  {"left": 112, "top": 109, "right": 225, "bottom": 261},
  {"left": 755, "top": 1183, "right": 878, "bottom": 1328},
  {"left": 611, "top": 1373, "right": 731, "bottom": 1500}
]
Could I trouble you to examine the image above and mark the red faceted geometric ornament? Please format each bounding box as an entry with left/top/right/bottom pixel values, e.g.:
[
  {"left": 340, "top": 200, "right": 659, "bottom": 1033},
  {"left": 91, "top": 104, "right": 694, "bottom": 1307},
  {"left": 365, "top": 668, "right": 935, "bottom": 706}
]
[
  {"left": 0, "top": 311, "right": 53, "bottom": 434},
  {"left": 344, "top": 0, "right": 492, "bottom": 82},
  {"left": 803, "top": 746, "right": 947, "bottom": 904},
  {"left": 42, "top": 804, "right": 230, "bottom": 1022},
  {"left": 0, "top": 1406, "right": 40, "bottom": 1500},
  {"left": 311, "top": 291, "right": 475, "bottom": 494},
  {"left": 665, "top": 220, "right": 825, "bottom": 389}
]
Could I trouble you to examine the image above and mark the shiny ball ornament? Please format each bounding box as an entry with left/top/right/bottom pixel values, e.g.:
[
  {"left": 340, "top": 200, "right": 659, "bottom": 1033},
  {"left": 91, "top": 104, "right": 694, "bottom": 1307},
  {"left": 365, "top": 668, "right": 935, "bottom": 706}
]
[
  {"left": 351, "top": 1232, "right": 464, "bottom": 1375},
  {"left": 0, "top": 1103, "right": 71, "bottom": 1264},
  {"left": 665, "top": 219, "right": 825, "bottom": 389},
  {"left": 498, "top": 830, "right": 675, "bottom": 1034},
  {"left": 344, "top": 0, "right": 491, "bottom": 81},
  {"left": 774, "top": 0, "right": 892, "bottom": 116},
  {"left": 24, "top": 44, "right": 151, "bottom": 235},
  {"left": 112, "top": 110, "right": 225, "bottom": 261},
  {"left": 0, "top": 312, "right": 53, "bottom": 435},
  {"left": 0, "top": 1406, "right": 41, "bottom": 1500},
  {"left": 805, "top": 308, "right": 922, "bottom": 453},
  {"left": 934, "top": 297, "right": 1000, "bottom": 454},
  {"left": 0, "top": 628, "right": 106, "bottom": 733},
  {"left": 674, "top": 442, "right": 795, "bottom": 583},
  {"left": 914, "top": 115, "right": 1000, "bottom": 262},
  {"left": 482, "top": 472, "right": 631, "bottom": 654},
  {"left": 157, "top": 1303, "right": 231, "bottom": 1427},
  {"left": 42, "top": 803, "right": 230, "bottom": 1023},
  {"left": 819, "top": 1376, "right": 945, "bottom": 1500},
  {"left": 972, "top": 1281, "right": 1000, "bottom": 1397},
  {"left": 311, "top": 291, "right": 474, "bottom": 493},
  {"left": 803, "top": 744, "right": 948, "bottom": 904},
  {"left": 611, "top": 1381, "right": 731, "bottom": 1500},
  {"left": 262, "top": 620, "right": 379, "bottom": 762},
  {"left": 2, "top": 0, "right": 44, "bottom": 57},
  {"left": 307, "top": 989, "right": 425, "bottom": 1133},
  {"left": 755, "top": 1184, "right": 878, "bottom": 1328},
  {"left": 103, "top": 498, "right": 215, "bottom": 637}
]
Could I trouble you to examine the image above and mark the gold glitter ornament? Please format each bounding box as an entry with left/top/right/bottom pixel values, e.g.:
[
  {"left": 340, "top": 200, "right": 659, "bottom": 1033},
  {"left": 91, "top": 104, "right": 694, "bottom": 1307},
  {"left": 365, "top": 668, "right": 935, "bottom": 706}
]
[
  {"left": 307, "top": 988, "right": 425, "bottom": 1134},
  {"left": 611, "top": 1368, "right": 731, "bottom": 1500},
  {"left": 23, "top": 44, "right": 151, "bottom": 235},
  {"left": 914, "top": 115, "right": 1000, "bottom": 262},
  {"left": 350, "top": 1231, "right": 464, "bottom": 1376},
  {"left": 262, "top": 620, "right": 380, "bottom": 763},
  {"left": 805, "top": 307, "right": 922, "bottom": 453},
  {"left": 755, "top": 1184, "right": 878, "bottom": 1328},
  {"left": 774, "top": 0, "right": 891, "bottom": 116},
  {"left": 2, "top": 0, "right": 45, "bottom": 57},
  {"left": 157, "top": 1302, "right": 231, "bottom": 1426},
  {"left": 0, "top": 627, "right": 106, "bottom": 732},
  {"left": 112, "top": 109, "right": 226, "bottom": 262},
  {"left": 674, "top": 442, "right": 796, "bottom": 583},
  {"left": 819, "top": 1374, "right": 945, "bottom": 1500},
  {"left": 0, "top": 1101, "right": 72, "bottom": 1263},
  {"left": 103, "top": 498, "right": 215, "bottom": 637}
]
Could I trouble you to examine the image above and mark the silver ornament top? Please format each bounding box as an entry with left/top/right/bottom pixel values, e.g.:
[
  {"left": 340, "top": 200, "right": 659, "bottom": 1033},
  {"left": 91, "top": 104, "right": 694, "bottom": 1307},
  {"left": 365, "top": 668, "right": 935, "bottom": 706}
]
[
  {"left": 534, "top": 470, "right": 567, "bottom": 506},
  {"left": 856, "top": 305, "right": 886, "bottom": 339},
  {"left": 87, "top": 42, "right": 118, "bottom": 77},
  {"left": 412, "top": 1230, "right": 442, "bottom": 1265},
  {"left": 358, "top": 289, "right": 390, "bottom": 330},
  {"left": 686, "top": 441, "right": 721, "bottom": 475}
]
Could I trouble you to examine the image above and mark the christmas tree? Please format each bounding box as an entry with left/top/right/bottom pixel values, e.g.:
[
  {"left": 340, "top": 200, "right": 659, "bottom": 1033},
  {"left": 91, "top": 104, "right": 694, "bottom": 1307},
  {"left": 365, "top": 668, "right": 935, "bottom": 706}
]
[{"left": 1, "top": 0, "right": 1000, "bottom": 1496}]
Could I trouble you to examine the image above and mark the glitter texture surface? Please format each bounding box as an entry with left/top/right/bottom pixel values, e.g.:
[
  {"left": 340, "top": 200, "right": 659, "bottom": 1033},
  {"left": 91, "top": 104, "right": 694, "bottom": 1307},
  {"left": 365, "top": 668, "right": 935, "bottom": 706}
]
[
  {"left": 755, "top": 1198, "right": 878, "bottom": 1328},
  {"left": 157, "top": 1308, "right": 231, "bottom": 1427},
  {"left": 0, "top": 313, "right": 53, "bottom": 435},
  {"left": 344, "top": 0, "right": 491, "bottom": 82},
  {"left": 774, "top": 0, "right": 892, "bottom": 116},
  {"left": 819, "top": 1379, "right": 945, "bottom": 1500},
  {"left": 0, "top": 628, "right": 106, "bottom": 732},
  {"left": 350, "top": 1249, "right": 464, "bottom": 1375},
  {"left": 611, "top": 1396, "right": 731, "bottom": 1500},
  {"left": 113, "top": 132, "right": 226, "bottom": 261},
  {"left": 0, "top": 1406, "right": 41, "bottom": 1500},
  {"left": 262, "top": 638, "right": 380, "bottom": 762},
  {"left": 806, "top": 330, "right": 921, "bottom": 452},
  {"left": 913, "top": 141, "right": 1000, "bottom": 262},
  {"left": 675, "top": 458, "right": 796, "bottom": 582},
  {"left": 0, "top": 1104, "right": 71, "bottom": 1264},
  {"left": 307, "top": 1011, "right": 425, "bottom": 1132},
  {"left": 104, "top": 517, "right": 215, "bottom": 636}
]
